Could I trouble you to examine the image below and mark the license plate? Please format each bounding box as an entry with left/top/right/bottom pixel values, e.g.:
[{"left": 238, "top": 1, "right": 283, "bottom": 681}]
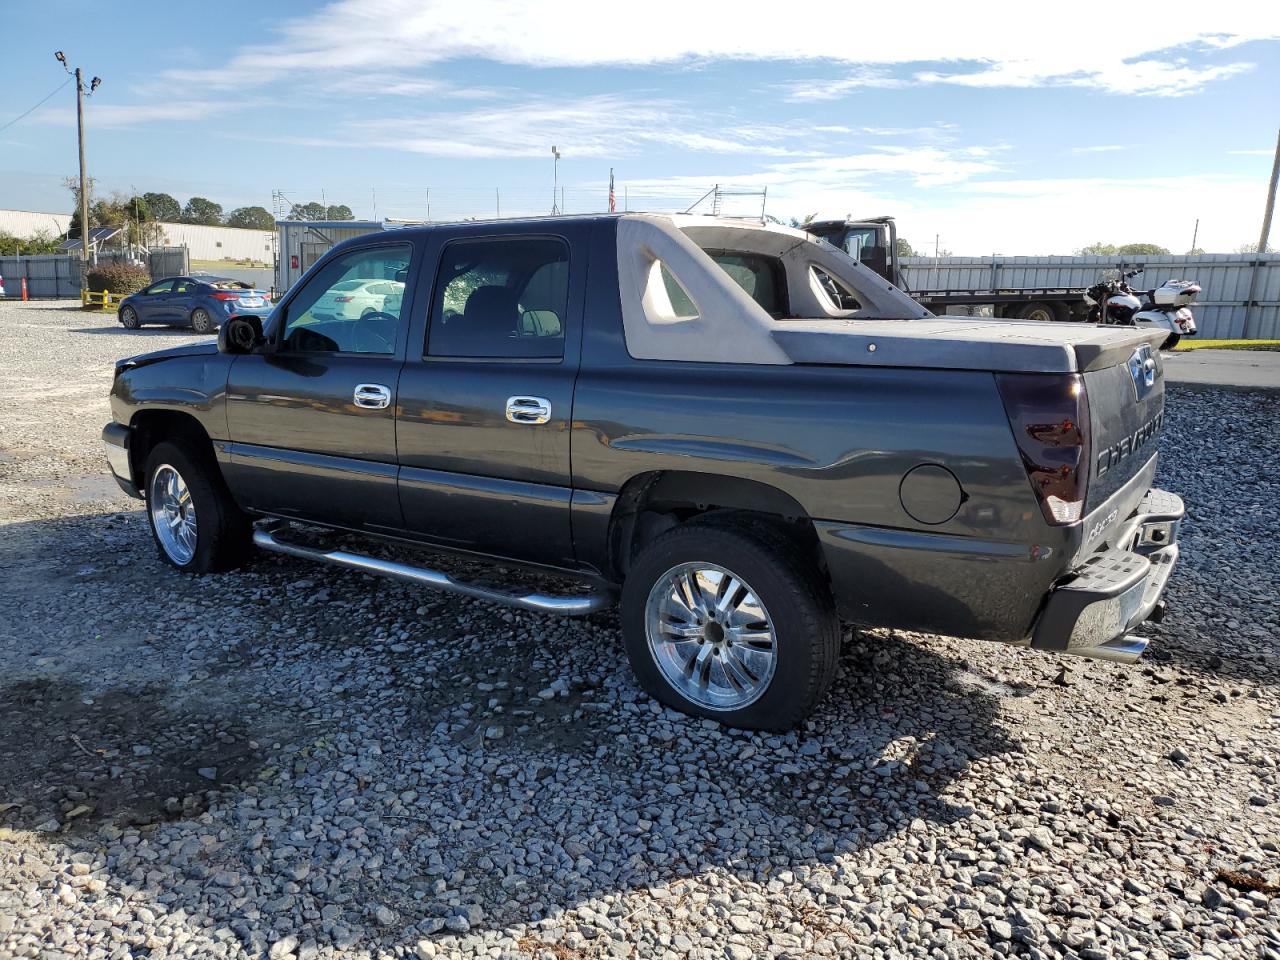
[{"left": 239, "top": 297, "right": 264, "bottom": 307}]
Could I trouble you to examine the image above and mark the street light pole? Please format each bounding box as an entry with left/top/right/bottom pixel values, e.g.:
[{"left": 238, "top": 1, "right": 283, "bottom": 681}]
[
  {"left": 551, "top": 145, "right": 561, "bottom": 215},
  {"left": 56, "top": 52, "right": 99, "bottom": 282}
]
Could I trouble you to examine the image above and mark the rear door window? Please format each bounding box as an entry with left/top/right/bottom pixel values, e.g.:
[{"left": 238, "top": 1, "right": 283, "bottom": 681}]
[{"left": 427, "top": 237, "right": 569, "bottom": 359}]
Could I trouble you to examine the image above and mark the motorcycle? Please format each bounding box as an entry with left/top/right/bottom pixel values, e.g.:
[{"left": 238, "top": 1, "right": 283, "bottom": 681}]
[{"left": 1084, "top": 266, "right": 1199, "bottom": 349}]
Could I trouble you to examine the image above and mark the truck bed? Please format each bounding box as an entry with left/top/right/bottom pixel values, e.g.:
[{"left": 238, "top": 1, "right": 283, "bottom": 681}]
[{"left": 770, "top": 316, "right": 1167, "bottom": 374}]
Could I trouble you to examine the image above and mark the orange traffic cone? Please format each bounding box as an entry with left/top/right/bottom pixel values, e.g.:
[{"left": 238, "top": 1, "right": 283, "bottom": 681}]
[{"left": 20, "top": 277, "right": 28, "bottom": 301}]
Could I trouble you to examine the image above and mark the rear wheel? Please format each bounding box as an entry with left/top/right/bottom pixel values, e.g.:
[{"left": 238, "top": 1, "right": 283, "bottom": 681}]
[
  {"left": 144, "top": 439, "right": 250, "bottom": 574},
  {"left": 620, "top": 519, "right": 840, "bottom": 731},
  {"left": 1163, "top": 333, "right": 1181, "bottom": 350},
  {"left": 120, "top": 306, "right": 140, "bottom": 329},
  {"left": 190, "top": 308, "right": 215, "bottom": 334},
  {"left": 1015, "top": 301, "right": 1067, "bottom": 323}
]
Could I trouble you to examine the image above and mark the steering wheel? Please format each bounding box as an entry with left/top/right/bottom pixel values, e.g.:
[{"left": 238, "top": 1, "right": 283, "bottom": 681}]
[{"left": 353, "top": 312, "right": 398, "bottom": 353}]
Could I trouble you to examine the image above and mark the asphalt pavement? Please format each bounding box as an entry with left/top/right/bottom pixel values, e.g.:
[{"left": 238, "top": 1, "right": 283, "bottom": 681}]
[{"left": 1163, "top": 348, "right": 1280, "bottom": 390}]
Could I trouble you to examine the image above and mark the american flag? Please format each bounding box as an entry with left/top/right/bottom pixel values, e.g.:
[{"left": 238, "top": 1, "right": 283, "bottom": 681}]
[{"left": 608, "top": 168, "right": 616, "bottom": 213}]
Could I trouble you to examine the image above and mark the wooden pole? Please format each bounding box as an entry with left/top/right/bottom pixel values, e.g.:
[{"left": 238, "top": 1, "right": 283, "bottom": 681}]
[
  {"left": 1257, "top": 127, "right": 1280, "bottom": 254},
  {"left": 75, "top": 67, "right": 90, "bottom": 278}
]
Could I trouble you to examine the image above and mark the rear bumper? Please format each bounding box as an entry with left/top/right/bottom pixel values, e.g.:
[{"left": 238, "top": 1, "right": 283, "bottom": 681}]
[
  {"left": 102, "top": 421, "right": 142, "bottom": 499},
  {"left": 1030, "top": 488, "right": 1184, "bottom": 662}
]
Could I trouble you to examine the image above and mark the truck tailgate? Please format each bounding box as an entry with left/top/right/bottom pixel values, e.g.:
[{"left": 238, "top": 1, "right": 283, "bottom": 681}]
[{"left": 1083, "top": 338, "right": 1166, "bottom": 514}]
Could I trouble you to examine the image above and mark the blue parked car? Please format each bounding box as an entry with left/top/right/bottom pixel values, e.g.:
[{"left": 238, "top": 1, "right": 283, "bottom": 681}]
[{"left": 118, "top": 275, "right": 273, "bottom": 334}]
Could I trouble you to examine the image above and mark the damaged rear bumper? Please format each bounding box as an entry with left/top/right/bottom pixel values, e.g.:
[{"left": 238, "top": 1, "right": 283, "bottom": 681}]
[{"left": 1031, "top": 488, "right": 1183, "bottom": 663}]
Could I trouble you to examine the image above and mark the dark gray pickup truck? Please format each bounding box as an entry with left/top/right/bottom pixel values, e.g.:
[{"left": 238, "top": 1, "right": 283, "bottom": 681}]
[{"left": 103, "top": 214, "right": 1183, "bottom": 730}]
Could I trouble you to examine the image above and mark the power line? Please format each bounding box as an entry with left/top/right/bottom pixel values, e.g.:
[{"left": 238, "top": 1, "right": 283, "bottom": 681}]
[{"left": 0, "top": 77, "right": 73, "bottom": 135}]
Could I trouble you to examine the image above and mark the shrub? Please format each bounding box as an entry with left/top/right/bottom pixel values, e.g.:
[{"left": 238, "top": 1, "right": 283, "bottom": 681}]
[{"left": 85, "top": 262, "right": 151, "bottom": 295}]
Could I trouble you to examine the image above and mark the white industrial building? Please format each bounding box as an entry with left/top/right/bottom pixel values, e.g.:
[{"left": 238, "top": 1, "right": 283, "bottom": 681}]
[
  {"left": 154, "top": 222, "right": 273, "bottom": 262},
  {"left": 0, "top": 208, "right": 72, "bottom": 240},
  {"left": 0, "top": 208, "right": 273, "bottom": 262}
]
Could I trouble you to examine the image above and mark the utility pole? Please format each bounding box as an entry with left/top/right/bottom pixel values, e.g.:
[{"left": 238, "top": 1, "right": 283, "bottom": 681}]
[
  {"left": 1257, "top": 127, "right": 1280, "bottom": 255},
  {"left": 551, "top": 145, "right": 561, "bottom": 215},
  {"left": 55, "top": 52, "right": 99, "bottom": 282},
  {"left": 1190, "top": 218, "right": 1199, "bottom": 254}
]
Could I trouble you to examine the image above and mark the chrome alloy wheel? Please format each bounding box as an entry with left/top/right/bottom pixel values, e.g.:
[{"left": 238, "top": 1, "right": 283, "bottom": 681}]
[
  {"left": 149, "top": 464, "right": 197, "bottom": 564},
  {"left": 644, "top": 562, "right": 777, "bottom": 710}
]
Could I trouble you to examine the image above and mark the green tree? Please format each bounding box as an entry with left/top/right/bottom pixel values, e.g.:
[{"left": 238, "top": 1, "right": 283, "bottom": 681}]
[
  {"left": 287, "top": 201, "right": 327, "bottom": 221},
  {"left": 1186, "top": 247, "right": 1206, "bottom": 255},
  {"left": 64, "top": 174, "right": 97, "bottom": 239},
  {"left": 0, "top": 229, "right": 62, "bottom": 255},
  {"left": 226, "top": 206, "right": 275, "bottom": 230},
  {"left": 1235, "top": 240, "right": 1276, "bottom": 253},
  {"left": 182, "top": 196, "right": 224, "bottom": 225},
  {"left": 325, "top": 204, "right": 354, "bottom": 220},
  {"left": 143, "top": 192, "right": 182, "bottom": 222},
  {"left": 895, "top": 237, "right": 915, "bottom": 258},
  {"left": 1075, "top": 242, "right": 1118, "bottom": 256},
  {"left": 1076, "top": 241, "right": 1170, "bottom": 256}
]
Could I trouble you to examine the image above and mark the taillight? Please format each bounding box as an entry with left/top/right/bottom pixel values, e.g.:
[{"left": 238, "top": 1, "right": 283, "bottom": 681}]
[
  {"left": 995, "top": 373, "right": 1090, "bottom": 525},
  {"left": 211, "top": 292, "right": 239, "bottom": 301},
  {"left": 334, "top": 295, "right": 354, "bottom": 302}
]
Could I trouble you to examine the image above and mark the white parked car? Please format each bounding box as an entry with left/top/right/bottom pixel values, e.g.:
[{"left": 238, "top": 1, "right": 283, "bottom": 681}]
[
  {"left": 0, "top": 276, "right": 7, "bottom": 298},
  {"left": 312, "top": 278, "right": 404, "bottom": 321}
]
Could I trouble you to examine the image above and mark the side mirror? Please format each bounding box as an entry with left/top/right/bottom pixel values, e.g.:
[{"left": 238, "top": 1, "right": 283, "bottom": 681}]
[{"left": 218, "top": 314, "right": 266, "bottom": 354}]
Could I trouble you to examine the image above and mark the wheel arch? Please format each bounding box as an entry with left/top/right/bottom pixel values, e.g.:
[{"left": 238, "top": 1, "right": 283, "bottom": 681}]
[
  {"left": 606, "top": 470, "right": 825, "bottom": 581},
  {"left": 127, "top": 410, "right": 217, "bottom": 490}
]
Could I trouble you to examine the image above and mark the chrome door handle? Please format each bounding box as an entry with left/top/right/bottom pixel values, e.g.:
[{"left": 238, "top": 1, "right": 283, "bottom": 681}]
[
  {"left": 353, "top": 383, "right": 391, "bottom": 409},
  {"left": 506, "top": 395, "right": 552, "bottom": 424}
]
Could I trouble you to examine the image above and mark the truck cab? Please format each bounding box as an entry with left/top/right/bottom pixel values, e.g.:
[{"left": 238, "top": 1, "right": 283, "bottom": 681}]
[{"left": 804, "top": 216, "right": 903, "bottom": 287}]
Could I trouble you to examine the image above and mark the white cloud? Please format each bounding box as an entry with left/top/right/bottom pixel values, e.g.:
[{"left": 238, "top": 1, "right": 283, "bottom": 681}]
[
  {"left": 342, "top": 95, "right": 827, "bottom": 159},
  {"left": 32, "top": 98, "right": 266, "bottom": 130},
  {"left": 162, "top": 0, "right": 1279, "bottom": 98},
  {"left": 621, "top": 162, "right": 1260, "bottom": 255},
  {"left": 1071, "top": 145, "right": 1127, "bottom": 154}
]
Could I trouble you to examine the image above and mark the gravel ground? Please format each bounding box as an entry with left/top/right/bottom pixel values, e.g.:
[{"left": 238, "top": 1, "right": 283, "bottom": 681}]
[{"left": 1, "top": 299, "right": 1277, "bottom": 960}]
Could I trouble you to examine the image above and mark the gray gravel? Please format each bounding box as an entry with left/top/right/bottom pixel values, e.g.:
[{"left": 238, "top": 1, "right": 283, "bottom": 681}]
[{"left": 2, "top": 300, "right": 1278, "bottom": 960}]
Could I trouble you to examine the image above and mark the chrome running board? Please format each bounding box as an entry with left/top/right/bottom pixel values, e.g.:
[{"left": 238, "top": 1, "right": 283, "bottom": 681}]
[
  {"left": 253, "top": 521, "right": 615, "bottom": 616},
  {"left": 1065, "top": 634, "right": 1149, "bottom": 664}
]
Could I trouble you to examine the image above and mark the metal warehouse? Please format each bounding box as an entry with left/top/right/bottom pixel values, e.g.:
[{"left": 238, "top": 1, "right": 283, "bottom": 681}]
[{"left": 275, "top": 220, "right": 385, "bottom": 293}]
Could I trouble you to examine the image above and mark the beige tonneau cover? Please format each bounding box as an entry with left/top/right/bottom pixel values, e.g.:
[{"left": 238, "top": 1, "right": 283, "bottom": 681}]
[{"left": 617, "top": 214, "right": 1165, "bottom": 374}]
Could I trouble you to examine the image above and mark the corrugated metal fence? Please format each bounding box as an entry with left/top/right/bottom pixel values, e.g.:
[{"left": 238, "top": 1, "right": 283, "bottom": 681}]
[
  {"left": 0, "top": 255, "right": 80, "bottom": 298},
  {"left": 900, "top": 253, "right": 1280, "bottom": 339},
  {"left": 0, "top": 248, "right": 190, "bottom": 299}
]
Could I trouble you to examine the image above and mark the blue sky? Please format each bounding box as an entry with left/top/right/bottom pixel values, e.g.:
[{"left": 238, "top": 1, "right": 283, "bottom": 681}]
[{"left": 2, "top": 0, "right": 1278, "bottom": 253}]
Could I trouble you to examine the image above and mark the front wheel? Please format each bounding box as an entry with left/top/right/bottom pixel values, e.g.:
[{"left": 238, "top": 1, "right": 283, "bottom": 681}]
[
  {"left": 144, "top": 439, "right": 250, "bottom": 573},
  {"left": 620, "top": 520, "right": 841, "bottom": 731},
  {"left": 120, "top": 306, "right": 140, "bottom": 329},
  {"left": 190, "top": 308, "right": 215, "bottom": 334}
]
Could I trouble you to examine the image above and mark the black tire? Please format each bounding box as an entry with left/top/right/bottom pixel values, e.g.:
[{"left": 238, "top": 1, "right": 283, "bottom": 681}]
[
  {"left": 143, "top": 438, "right": 250, "bottom": 574},
  {"left": 620, "top": 518, "right": 840, "bottom": 731},
  {"left": 190, "top": 308, "right": 215, "bottom": 334},
  {"left": 1163, "top": 333, "right": 1181, "bottom": 350},
  {"left": 120, "top": 306, "right": 140, "bottom": 329},
  {"left": 1015, "top": 301, "right": 1067, "bottom": 323}
]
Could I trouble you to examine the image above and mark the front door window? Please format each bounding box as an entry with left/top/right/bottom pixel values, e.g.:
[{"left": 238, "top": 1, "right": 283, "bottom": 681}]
[{"left": 279, "top": 245, "right": 412, "bottom": 355}]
